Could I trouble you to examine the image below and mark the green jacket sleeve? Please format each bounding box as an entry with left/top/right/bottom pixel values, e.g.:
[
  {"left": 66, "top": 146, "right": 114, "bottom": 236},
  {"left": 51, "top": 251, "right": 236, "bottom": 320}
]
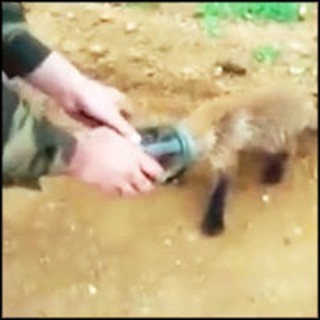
[
  {"left": 2, "top": 3, "right": 77, "bottom": 185},
  {"left": 2, "top": 84, "right": 76, "bottom": 185},
  {"left": 2, "top": 2, "right": 51, "bottom": 78}
]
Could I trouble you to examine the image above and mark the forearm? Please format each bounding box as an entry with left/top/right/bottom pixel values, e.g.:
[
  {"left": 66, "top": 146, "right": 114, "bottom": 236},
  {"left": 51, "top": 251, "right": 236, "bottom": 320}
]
[{"left": 26, "top": 51, "right": 85, "bottom": 110}]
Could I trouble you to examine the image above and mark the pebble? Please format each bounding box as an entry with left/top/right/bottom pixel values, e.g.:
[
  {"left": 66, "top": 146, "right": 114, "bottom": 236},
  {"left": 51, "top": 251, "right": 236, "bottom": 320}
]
[
  {"left": 262, "top": 193, "right": 270, "bottom": 204},
  {"left": 213, "top": 66, "right": 223, "bottom": 77},
  {"left": 88, "top": 283, "right": 98, "bottom": 295},
  {"left": 299, "top": 4, "right": 308, "bottom": 20},
  {"left": 145, "top": 68, "right": 156, "bottom": 77},
  {"left": 292, "top": 226, "right": 303, "bottom": 237},
  {"left": 175, "top": 259, "right": 182, "bottom": 266},
  {"left": 288, "top": 41, "right": 309, "bottom": 56},
  {"left": 69, "top": 223, "right": 76, "bottom": 232},
  {"left": 125, "top": 22, "right": 138, "bottom": 33},
  {"left": 66, "top": 12, "right": 75, "bottom": 20},
  {"left": 100, "top": 12, "right": 113, "bottom": 22},
  {"left": 88, "top": 44, "right": 105, "bottom": 55},
  {"left": 163, "top": 237, "right": 172, "bottom": 247},
  {"left": 288, "top": 66, "right": 305, "bottom": 76},
  {"left": 186, "top": 231, "right": 198, "bottom": 243}
]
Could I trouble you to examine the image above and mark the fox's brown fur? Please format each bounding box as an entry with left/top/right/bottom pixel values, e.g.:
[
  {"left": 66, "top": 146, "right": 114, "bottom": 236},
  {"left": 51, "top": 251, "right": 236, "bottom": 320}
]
[{"left": 183, "top": 82, "right": 317, "bottom": 236}]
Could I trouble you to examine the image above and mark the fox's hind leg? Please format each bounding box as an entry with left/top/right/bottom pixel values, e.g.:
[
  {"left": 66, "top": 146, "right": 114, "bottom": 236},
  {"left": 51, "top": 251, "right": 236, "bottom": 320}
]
[{"left": 260, "top": 152, "right": 289, "bottom": 185}]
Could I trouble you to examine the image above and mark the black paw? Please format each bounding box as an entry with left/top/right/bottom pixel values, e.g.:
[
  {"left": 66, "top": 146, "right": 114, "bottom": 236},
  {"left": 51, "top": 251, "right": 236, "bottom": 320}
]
[
  {"left": 261, "top": 153, "right": 288, "bottom": 185},
  {"left": 201, "top": 175, "right": 229, "bottom": 237}
]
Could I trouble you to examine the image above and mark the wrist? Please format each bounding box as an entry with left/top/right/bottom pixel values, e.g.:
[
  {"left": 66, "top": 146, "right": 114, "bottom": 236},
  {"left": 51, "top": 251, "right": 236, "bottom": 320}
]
[{"left": 27, "top": 51, "right": 85, "bottom": 110}]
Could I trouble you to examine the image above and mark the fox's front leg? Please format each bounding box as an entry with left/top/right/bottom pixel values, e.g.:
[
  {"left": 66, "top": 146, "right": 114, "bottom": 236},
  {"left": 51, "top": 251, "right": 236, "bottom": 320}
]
[
  {"left": 201, "top": 149, "right": 237, "bottom": 236},
  {"left": 201, "top": 172, "right": 231, "bottom": 236}
]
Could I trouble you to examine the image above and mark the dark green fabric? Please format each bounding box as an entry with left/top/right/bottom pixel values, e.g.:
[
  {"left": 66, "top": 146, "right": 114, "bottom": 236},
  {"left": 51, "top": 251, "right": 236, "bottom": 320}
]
[
  {"left": 2, "top": 3, "right": 77, "bottom": 184},
  {"left": 2, "top": 2, "right": 51, "bottom": 78},
  {"left": 2, "top": 84, "right": 76, "bottom": 184}
]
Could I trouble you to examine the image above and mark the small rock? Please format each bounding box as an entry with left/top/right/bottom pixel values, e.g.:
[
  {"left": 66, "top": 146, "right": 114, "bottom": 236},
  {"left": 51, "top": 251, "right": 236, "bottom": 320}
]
[
  {"left": 100, "top": 12, "right": 113, "bottom": 22},
  {"left": 186, "top": 231, "right": 198, "bottom": 242},
  {"left": 163, "top": 238, "right": 172, "bottom": 247},
  {"left": 219, "top": 61, "right": 246, "bottom": 75},
  {"left": 175, "top": 259, "right": 182, "bottom": 266},
  {"left": 262, "top": 193, "right": 270, "bottom": 204},
  {"left": 145, "top": 68, "right": 156, "bottom": 77},
  {"left": 299, "top": 4, "right": 308, "bottom": 20},
  {"left": 125, "top": 22, "right": 138, "bottom": 33},
  {"left": 292, "top": 226, "right": 303, "bottom": 237},
  {"left": 288, "top": 66, "right": 305, "bottom": 76},
  {"left": 88, "top": 44, "right": 105, "bottom": 55},
  {"left": 88, "top": 283, "right": 98, "bottom": 295},
  {"left": 213, "top": 66, "right": 223, "bottom": 77},
  {"left": 66, "top": 12, "right": 75, "bottom": 20},
  {"left": 288, "top": 41, "right": 309, "bottom": 56}
]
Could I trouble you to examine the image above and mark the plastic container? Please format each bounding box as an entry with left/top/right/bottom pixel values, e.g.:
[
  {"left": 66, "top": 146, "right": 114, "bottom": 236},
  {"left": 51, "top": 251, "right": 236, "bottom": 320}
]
[{"left": 138, "top": 125, "right": 198, "bottom": 183}]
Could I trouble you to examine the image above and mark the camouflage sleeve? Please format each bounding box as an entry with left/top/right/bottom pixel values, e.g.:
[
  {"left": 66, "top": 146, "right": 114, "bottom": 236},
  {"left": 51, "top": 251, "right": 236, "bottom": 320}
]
[
  {"left": 2, "top": 84, "right": 76, "bottom": 186},
  {"left": 2, "top": 2, "right": 51, "bottom": 78}
]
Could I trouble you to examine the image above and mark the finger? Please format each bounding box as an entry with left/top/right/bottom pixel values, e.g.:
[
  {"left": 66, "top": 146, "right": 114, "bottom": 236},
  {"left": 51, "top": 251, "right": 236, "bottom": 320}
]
[
  {"left": 118, "top": 183, "right": 139, "bottom": 197},
  {"left": 67, "top": 111, "right": 102, "bottom": 128},
  {"left": 106, "top": 112, "right": 141, "bottom": 144},
  {"left": 131, "top": 172, "right": 155, "bottom": 193},
  {"left": 140, "top": 156, "right": 164, "bottom": 182}
]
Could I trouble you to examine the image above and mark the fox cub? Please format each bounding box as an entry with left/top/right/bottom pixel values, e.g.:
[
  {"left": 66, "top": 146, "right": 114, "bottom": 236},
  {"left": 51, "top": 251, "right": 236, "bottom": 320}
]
[{"left": 198, "top": 83, "right": 317, "bottom": 236}]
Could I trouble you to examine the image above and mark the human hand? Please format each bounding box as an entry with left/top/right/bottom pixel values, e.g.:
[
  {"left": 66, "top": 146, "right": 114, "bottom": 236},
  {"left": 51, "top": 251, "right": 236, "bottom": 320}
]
[
  {"left": 27, "top": 51, "right": 141, "bottom": 144},
  {"left": 66, "top": 127, "right": 164, "bottom": 196}
]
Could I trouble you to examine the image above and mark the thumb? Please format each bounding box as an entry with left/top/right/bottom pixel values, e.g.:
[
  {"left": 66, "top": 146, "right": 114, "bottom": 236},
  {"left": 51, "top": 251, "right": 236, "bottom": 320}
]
[{"left": 107, "top": 112, "right": 141, "bottom": 145}]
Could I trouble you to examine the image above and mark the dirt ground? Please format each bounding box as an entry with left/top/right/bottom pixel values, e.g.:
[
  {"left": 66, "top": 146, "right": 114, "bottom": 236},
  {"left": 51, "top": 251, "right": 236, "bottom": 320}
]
[{"left": 3, "top": 3, "right": 318, "bottom": 317}]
